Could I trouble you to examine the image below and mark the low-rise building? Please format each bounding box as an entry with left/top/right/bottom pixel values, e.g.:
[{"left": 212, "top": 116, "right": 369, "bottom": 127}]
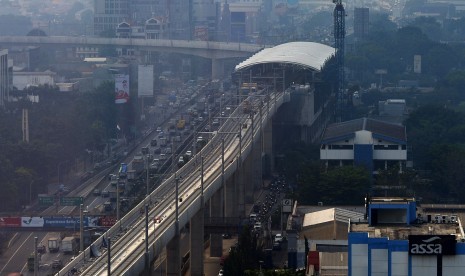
[
  {"left": 320, "top": 117, "right": 407, "bottom": 174},
  {"left": 349, "top": 197, "right": 465, "bottom": 276}
]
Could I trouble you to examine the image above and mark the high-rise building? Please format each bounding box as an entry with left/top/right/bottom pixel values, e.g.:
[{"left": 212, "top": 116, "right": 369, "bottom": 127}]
[
  {"left": 354, "top": 7, "right": 369, "bottom": 39},
  {"left": 94, "top": 0, "right": 192, "bottom": 39},
  {"left": 0, "top": 49, "right": 10, "bottom": 107},
  {"left": 94, "top": 0, "right": 130, "bottom": 35}
]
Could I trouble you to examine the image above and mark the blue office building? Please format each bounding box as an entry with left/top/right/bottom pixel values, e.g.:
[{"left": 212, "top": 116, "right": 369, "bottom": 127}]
[{"left": 349, "top": 197, "right": 465, "bottom": 276}]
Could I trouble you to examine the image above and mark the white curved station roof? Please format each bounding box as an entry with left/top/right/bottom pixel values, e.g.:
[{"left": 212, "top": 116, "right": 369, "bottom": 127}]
[{"left": 235, "top": 42, "right": 335, "bottom": 72}]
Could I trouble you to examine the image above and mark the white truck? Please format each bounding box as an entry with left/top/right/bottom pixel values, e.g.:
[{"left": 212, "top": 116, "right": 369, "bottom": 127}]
[
  {"left": 48, "top": 237, "right": 60, "bottom": 253},
  {"left": 62, "top": 236, "right": 78, "bottom": 254}
]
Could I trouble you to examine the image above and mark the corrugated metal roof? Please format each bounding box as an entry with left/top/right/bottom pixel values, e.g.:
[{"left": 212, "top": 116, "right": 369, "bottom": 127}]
[
  {"left": 303, "top": 208, "right": 365, "bottom": 227},
  {"left": 321, "top": 117, "right": 407, "bottom": 143},
  {"left": 235, "top": 41, "right": 335, "bottom": 72}
]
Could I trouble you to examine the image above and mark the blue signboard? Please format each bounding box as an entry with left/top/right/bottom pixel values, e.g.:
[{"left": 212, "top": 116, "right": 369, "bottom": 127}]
[
  {"left": 43, "top": 217, "right": 80, "bottom": 229},
  {"left": 43, "top": 217, "right": 100, "bottom": 229}
]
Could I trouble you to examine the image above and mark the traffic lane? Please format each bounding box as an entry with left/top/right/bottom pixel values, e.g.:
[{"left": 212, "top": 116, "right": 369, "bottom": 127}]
[{"left": 0, "top": 231, "right": 45, "bottom": 276}]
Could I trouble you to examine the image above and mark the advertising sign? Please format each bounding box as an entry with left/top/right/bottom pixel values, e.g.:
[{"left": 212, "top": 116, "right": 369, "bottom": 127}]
[
  {"left": 44, "top": 217, "right": 80, "bottom": 229},
  {"left": 100, "top": 216, "right": 117, "bottom": 227},
  {"left": 43, "top": 216, "right": 100, "bottom": 228},
  {"left": 0, "top": 217, "right": 21, "bottom": 227},
  {"left": 115, "top": 74, "right": 130, "bottom": 104},
  {"left": 409, "top": 235, "right": 456, "bottom": 255},
  {"left": 138, "top": 65, "right": 154, "bottom": 97},
  {"left": 21, "top": 217, "right": 44, "bottom": 227}
]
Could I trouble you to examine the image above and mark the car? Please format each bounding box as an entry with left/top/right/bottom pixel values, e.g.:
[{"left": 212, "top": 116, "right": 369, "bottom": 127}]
[
  {"left": 101, "top": 190, "right": 110, "bottom": 197},
  {"left": 156, "top": 127, "right": 162, "bottom": 132},
  {"left": 154, "top": 216, "right": 163, "bottom": 223},
  {"left": 218, "top": 269, "right": 224, "bottom": 276},
  {"left": 93, "top": 189, "right": 101, "bottom": 196},
  {"left": 212, "top": 118, "right": 220, "bottom": 126},
  {"left": 253, "top": 222, "right": 262, "bottom": 231},
  {"left": 104, "top": 201, "right": 113, "bottom": 212},
  {"left": 37, "top": 243, "right": 46, "bottom": 254},
  {"left": 249, "top": 213, "right": 258, "bottom": 222},
  {"left": 222, "top": 233, "right": 231, "bottom": 239},
  {"left": 150, "top": 139, "right": 157, "bottom": 147},
  {"left": 185, "top": 150, "right": 192, "bottom": 158},
  {"left": 274, "top": 233, "right": 284, "bottom": 243},
  {"left": 154, "top": 147, "right": 161, "bottom": 154}
]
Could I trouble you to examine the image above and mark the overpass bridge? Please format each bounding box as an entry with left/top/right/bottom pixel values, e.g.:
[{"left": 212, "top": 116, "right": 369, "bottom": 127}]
[
  {"left": 56, "top": 88, "right": 289, "bottom": 275},
  {"left": 0, "top": 36, "right": 263, "bottom": 78}
]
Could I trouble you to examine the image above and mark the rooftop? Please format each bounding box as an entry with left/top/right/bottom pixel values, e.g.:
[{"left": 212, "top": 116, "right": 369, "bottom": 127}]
[{"left": 235, "top": 41, "right": 335, "bottom": 72}]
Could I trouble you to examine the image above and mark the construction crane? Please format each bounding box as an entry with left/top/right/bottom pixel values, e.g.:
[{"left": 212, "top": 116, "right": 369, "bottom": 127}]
[{"left": 333, "top": 0, "right": 346, "bottom": 122}]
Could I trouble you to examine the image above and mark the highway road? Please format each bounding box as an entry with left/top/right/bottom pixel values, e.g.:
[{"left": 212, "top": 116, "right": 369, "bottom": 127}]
[{"left": 57, "top": 90, "right": 284, "bottom": 275}]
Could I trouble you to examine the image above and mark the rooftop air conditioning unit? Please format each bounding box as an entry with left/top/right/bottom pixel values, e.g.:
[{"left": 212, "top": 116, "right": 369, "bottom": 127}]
[
  {"left": 450, "top": 215, "right": 458, "bottom": 224},
  {"left": 434, "top": 214, "right": 441, "bottom": 223}
]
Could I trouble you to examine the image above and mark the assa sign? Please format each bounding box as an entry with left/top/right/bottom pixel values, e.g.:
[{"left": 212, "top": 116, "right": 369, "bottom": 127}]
[{"left": 408, "top": 235, "right": 456, "bottom": 255}]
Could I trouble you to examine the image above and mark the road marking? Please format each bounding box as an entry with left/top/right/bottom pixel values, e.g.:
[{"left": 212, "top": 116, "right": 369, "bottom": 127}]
[
  {"left": 0, "top": 232, "right": 33, "bottom": 275},
  {"left": 7, "top": 233, "right": 19, "bottom": 249}
]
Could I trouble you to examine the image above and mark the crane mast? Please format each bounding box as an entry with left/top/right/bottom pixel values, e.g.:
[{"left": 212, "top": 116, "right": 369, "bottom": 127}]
[{"left": 333, "top": 0, "right": 346, "bottom": 121}]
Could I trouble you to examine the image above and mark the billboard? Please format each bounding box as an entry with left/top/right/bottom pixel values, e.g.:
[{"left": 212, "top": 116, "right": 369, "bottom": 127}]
[
  {"left": 0, "top": 217, "right": 21, "bottom": 227},
  {"left": 21, "top": 217, "right": 44, "bottom": 227},
  {"left": 409, "top": 235, "right": 456, "bottom": 255},
  {"left": 115, "top": 74, "right": 130, "bottom": 104},
  {"left": 43, "top": 217, "right": 100, "bottom": 229},
  {"left": 138, "top": 65, "right": 154, "bottom": 97}
]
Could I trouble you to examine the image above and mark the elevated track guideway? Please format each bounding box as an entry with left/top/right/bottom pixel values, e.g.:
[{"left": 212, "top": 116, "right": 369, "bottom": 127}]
[{"left": 58, "top": 90, "right": 289, "bottom": 275}]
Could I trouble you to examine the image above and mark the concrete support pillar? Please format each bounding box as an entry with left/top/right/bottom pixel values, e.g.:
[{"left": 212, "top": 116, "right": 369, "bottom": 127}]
[
  {"left": 211, "top": 58, "right": 224, "bottom": 80},
  {"left": 166, "top": 233, "right": 180, "bottom": 276},
  {"left": 224, "top": 172, "right": 238, "bottom": 217},
  {"left": 190, "top": 208, "right": 204, "bottom": 275},
  {"left": 210, "top": 188, "right": 223, "bottom": 257},
  {"left": 263, "top": 121, "right": 274, "bottom": 175},
  {"left": 242, "top": 151, "right": 255, "bottom": 204}
]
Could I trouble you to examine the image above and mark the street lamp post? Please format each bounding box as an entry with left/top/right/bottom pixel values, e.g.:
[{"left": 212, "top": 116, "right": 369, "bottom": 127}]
[
  {"left": 34, "top": 236, "right": 38, "bottom": 276},
  {"left": 80, "top": 204, "right": 88, "bottom": 257}
]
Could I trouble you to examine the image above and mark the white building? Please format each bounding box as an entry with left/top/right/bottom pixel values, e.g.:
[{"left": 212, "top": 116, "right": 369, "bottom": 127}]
[
  {"left": 320, "top": 117, "right": 407, "bottom": 174},
  {"left": 13, "top": 71, "right": 56, "bottom": 90}
]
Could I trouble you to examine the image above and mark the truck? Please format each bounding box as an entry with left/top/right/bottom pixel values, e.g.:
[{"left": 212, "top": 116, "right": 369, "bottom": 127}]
[
  {"left": 127, "top": 169, "right": 136, "bottom": 181},
  {"left": 131, "top": 155, "right": 145, "bottom": 174},
  {"left": 62, "top": 236, "right": 78, "bottom": 254},
  {"left": 27, "top": 254, "right": 38, "bottom": 271},
  {"left": 176, "top": 119, "right": 186, "bottom": 130},
  {"left": 48, "top": 237, "right": 60, "bottom": 253}
]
